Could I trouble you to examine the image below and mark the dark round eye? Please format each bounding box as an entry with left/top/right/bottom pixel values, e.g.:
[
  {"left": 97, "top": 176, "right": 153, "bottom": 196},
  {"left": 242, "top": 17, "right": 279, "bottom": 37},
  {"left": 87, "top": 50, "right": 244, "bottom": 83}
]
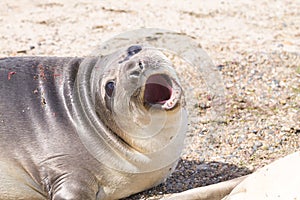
[{"left": 105, "top": 81, "right": 115, "bottom": 97}]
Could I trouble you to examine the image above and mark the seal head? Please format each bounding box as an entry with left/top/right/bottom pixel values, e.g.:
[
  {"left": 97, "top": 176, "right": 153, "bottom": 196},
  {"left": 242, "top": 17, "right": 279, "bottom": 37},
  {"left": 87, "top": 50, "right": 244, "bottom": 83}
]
[{"left": 92, "top": 45, "right": 186, "bottom": 154}]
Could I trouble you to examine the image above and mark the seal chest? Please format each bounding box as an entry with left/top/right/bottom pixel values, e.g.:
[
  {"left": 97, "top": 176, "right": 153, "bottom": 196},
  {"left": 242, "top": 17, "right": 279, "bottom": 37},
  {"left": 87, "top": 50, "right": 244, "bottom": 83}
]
[{"left": 0, "top": 45, "right": 187, "bottom": 199}]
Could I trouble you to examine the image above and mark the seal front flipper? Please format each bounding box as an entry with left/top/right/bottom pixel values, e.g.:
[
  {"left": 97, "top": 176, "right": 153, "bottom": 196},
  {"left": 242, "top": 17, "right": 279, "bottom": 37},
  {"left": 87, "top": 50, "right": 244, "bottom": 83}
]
[{"left": 44, "top": 170, "right": 100, "bottom": 200}]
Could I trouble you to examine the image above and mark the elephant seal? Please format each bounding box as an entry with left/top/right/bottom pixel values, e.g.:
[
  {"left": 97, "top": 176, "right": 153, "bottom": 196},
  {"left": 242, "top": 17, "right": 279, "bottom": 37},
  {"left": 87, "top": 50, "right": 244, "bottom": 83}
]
[{"left": 0, "top": 45, "right": 187, "bottom": 199}]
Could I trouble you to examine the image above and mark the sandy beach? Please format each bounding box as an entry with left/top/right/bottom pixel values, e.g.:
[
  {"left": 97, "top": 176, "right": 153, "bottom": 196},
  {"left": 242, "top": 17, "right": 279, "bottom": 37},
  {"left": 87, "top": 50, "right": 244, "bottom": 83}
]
[{"left": 0, "top": 0, "right": 299, "bottom": 199}]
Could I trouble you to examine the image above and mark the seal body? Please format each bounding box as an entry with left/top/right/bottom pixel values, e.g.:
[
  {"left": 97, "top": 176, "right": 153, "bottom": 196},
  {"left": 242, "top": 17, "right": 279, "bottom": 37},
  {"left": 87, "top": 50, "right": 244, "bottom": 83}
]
[
  {"left": 0, "top": 46, "right": 187, "bottom": 199},
  {"left": 223, "top": 151, "right": 300, "bottom": 200}
]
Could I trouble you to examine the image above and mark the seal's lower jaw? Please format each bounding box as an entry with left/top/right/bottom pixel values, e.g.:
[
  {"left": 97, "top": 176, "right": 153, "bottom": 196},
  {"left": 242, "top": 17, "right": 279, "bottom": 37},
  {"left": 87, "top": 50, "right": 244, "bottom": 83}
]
[{"left": 143, "top": 74, "right": 182, "bottom": 110}]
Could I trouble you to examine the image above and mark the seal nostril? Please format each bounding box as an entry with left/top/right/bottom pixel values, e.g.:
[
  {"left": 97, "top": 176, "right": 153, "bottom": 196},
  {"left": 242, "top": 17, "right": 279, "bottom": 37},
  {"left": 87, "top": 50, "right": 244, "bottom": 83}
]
[
  {"left": 130, "top": 71, "right": 140, "bottom": 77},
  {"left": 138, "top": 60, "right": 144, "bottom": 69},
  {"left": 127, "top": 45, "right": 142, "bottom": 56},
  {"left": 125, "top": 61, "right": 136, "bottom": 72}
]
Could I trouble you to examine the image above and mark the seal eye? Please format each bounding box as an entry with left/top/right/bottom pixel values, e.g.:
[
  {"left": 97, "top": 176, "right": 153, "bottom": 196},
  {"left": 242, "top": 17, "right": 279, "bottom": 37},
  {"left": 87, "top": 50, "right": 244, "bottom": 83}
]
[{"left": 105, "top": 81, "right": 115, "bottom": 97}]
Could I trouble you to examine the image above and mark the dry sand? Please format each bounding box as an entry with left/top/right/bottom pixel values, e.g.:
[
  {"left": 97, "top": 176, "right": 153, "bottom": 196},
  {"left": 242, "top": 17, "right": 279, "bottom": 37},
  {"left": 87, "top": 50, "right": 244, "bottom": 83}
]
[{"left": 0, "top": 0, "right": 299, "bottom": 199}]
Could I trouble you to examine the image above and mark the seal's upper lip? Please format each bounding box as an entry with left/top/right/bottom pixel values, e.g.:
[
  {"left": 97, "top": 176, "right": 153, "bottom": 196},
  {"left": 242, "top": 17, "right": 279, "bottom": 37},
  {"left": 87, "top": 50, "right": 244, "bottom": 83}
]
[{"left": 143, "top": 74, "right": 182, "bottom": 110}]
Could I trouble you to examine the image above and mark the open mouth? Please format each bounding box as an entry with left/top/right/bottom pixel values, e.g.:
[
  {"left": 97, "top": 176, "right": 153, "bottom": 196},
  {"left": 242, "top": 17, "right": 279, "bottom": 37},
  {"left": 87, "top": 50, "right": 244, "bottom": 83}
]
[{"left": 143, "top": 74, "right": 181, "bottom": 109}]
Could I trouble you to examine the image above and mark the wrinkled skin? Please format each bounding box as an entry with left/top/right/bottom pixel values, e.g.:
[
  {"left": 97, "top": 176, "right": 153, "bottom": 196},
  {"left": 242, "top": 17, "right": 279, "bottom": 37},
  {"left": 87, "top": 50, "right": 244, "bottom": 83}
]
[{"left": 0, "top": 45, "right": 187, "bottom": 199}]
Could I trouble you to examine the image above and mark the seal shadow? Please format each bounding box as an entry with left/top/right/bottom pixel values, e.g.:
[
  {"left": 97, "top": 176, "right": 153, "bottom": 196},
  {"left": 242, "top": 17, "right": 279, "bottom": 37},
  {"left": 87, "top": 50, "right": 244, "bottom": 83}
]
[{"left": 123, "top": 159, "right": 252, "bottom": 199}]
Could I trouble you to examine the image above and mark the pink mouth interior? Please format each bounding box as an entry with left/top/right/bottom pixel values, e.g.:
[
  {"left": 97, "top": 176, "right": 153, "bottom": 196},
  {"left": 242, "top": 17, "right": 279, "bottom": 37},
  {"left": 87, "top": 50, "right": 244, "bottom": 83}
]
[{"left": 144, "top": 74, "right": 172, "bottom": 105}]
